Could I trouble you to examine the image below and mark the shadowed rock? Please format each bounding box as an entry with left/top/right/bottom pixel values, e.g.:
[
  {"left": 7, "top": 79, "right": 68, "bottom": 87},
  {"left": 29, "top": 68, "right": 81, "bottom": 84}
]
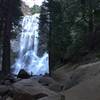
[
  {"left": 38, "top": 94, "right": 65, "bottom": 100},
  {"left": 17, "top": 69, "right": 31, "bottom": 79},
  {"left": 0, "top": 85, "right": 9, "bottom": 96}
]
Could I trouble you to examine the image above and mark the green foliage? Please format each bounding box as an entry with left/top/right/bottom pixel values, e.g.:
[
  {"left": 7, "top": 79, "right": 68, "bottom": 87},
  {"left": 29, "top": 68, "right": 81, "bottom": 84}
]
[
  {"left": 31, "top": 5, "right": 40, "bottom": 14},
  {"left": 38, "top": 0, "right": 100, "bottom": 70},
  {"left": 38, "top": 1, "right": 49, "bottom": 57},
  {"left": 96, "top": 53, "right": 100, "bottom": 59}
]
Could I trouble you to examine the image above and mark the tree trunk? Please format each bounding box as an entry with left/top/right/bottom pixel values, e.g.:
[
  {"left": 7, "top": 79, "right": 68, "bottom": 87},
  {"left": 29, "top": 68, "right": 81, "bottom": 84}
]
[
  {"left": 2, "top": 0, "right": 12, "bottom": 75},
  {"left": 2, "top": 16, "right": 11, "bottom": 74},
  {"left": 48, "top": 0, "right": 54, "bottom": 76}
]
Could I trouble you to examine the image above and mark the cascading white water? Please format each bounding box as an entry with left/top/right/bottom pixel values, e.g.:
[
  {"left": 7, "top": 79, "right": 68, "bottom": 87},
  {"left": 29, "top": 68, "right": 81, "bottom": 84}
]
[{"left": 12, "top": 14, "right": 49, "bottom": 75}]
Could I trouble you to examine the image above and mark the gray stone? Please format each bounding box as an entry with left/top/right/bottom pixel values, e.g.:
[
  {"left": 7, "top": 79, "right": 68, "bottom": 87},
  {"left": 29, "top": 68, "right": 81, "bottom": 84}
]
[
  {"left": 38, "top": 94, "right": 65, "bottom": 100},
  {"left": 13, "top": 93, "right": 35, "bottom": 100},
  {"left": 21, "top": 1, "right": 32, "bottom": 15},
  {"left": 4, "top": 80, "right": 12, "bottom": 85},
  {"left": 49, "top": 83, "right": 63, "bottom": 92},
  {"left": 63, "top": 74, "right": 100, "bottom": 100},
  {"left": 38, "top": 76, "right": 56, "bottom": 86},
  {"left": 13, "top": 79, "right": 56, "bottom": 100},
  {"left": 54, "top": 61, "right": 100, "bottom": 90},
  {"left": 0, "top": 85, "right": 9, "bottom": 95}
]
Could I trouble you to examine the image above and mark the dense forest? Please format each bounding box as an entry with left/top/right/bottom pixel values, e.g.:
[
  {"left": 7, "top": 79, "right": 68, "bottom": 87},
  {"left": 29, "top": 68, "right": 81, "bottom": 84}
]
[{"left": 39, "top": 0, "right": 100, "bottom": 71}]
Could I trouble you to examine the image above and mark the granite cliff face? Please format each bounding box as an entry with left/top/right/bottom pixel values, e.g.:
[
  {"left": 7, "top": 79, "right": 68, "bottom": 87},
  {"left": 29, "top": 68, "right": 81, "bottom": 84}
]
[{"left": 21, "top": 1, "right": 32, "bottom": 15}]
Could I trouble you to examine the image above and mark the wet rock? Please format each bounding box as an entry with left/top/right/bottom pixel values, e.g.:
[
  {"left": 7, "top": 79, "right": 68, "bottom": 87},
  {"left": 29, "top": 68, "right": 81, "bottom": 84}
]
[{"left": 17, "top": 69, "right": 31, "bottom": 79}]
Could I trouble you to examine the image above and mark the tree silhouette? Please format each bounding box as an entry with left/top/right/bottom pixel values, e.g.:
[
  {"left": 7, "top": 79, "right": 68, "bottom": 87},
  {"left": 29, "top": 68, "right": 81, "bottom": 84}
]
[{"left": 0, "top": 0, "right": 22, "bottom": 75}]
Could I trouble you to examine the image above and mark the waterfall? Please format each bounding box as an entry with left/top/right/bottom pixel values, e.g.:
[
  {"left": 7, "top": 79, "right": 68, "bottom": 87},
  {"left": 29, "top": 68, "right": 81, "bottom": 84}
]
[{"left": 12, "top": 14, "right": 49, "bottom": 75}]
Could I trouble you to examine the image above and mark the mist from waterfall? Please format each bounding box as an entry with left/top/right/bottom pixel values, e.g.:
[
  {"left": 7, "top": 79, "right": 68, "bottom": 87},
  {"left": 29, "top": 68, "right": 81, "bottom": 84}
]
[{"left": 12, "top": 14, "right": 49, "bottom": 75}]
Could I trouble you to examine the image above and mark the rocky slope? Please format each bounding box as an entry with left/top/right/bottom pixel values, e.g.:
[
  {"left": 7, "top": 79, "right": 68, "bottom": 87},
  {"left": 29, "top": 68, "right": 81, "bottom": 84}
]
[
  {"left": 1, "top": 61, "right": 100, "bottom": 100},
  {"left": 63, "top": 74, "right": 100, "bottom": 100}
]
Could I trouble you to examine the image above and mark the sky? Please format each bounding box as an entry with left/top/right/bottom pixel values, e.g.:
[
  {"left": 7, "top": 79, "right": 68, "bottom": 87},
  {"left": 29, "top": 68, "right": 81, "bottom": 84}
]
[{"left": 22, "top": 0, "right": 45, "bottom": 7}]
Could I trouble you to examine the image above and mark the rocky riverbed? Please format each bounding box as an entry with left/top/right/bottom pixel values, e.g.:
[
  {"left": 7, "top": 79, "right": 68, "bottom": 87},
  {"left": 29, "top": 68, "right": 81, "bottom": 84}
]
[
  {"left": 1, "top": 61, "right": 100, "bottom": 100},
  {"left": 0, "top": 74, "right": 64, "bottom": 100}
]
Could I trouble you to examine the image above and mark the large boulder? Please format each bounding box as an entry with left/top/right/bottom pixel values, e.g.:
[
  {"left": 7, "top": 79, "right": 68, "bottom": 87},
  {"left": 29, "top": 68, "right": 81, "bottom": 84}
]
[
  {"left": 37, "top": 76, "right": 63, "bottom": 92},
  {"left": 53, "top": 61, "right": 100, "bottom": 90},
  {"left": 12, "top": 79, "right": 56, "bottom": 100},
  {"left": 63, "top": 74, "right": 100, "bottom": 100}
]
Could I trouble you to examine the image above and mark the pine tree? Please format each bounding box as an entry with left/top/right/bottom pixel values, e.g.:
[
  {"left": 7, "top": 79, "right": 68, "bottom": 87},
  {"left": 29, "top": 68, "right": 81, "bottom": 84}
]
[
  {"left": 39, "top": 0, "right": 100, "bottom": 70},
  {"left": 38, "top": 1, "right": 49, "bottom": 57},
  {"left": 1, "top": 0, "right": 22, "bottom": 75}
]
